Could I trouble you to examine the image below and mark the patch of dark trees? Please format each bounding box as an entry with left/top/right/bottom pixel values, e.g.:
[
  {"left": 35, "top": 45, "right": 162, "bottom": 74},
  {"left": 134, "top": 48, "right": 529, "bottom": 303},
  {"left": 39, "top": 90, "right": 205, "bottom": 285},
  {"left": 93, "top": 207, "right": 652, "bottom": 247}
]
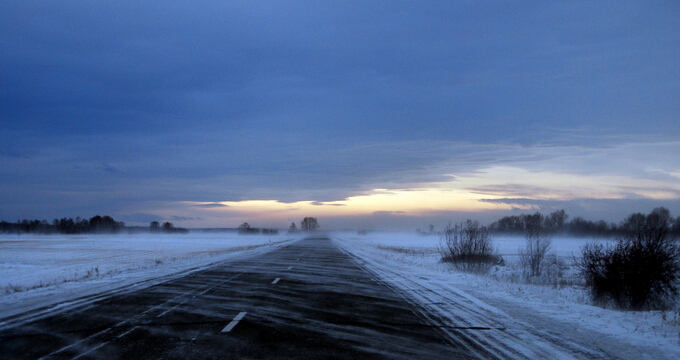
[
  {"left": 237, "top": 222, "right": 279, "bottom": 235},
  {"left": 0, "top": 216, "right": 188, "bottom": 234},
  {"left": 149, "top": 221, "right": 189, "bottom": 234},
  {"left": 488, "top": 208, "right": 680, "bottom": 237},
  {"left": 286, "top": 217, "right": 319, "bottom": 234}
]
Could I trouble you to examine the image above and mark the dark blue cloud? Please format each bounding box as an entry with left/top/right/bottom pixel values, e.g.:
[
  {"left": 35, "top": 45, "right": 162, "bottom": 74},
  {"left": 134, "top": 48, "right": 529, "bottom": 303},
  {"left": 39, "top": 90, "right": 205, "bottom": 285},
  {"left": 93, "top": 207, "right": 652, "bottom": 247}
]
[
  {"left": 1, "top": 1, "right": 679, "bottom": 224},
  {"left": 4, "top": 1, "right": 676, "bottom": 139},
  {"left": 170, "top": 215, "right": 200, "bottom": 222},
  {"left": 117, "top": 213, "right": 164, "bottom": 224}
]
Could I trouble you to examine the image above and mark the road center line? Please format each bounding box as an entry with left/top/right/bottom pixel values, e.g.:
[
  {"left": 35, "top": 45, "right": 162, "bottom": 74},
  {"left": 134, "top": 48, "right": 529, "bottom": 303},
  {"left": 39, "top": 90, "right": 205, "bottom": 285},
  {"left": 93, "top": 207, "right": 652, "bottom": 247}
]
[
  {"left": 71, "top": 340, "right": 111, "bottom": 360},
  {"left": 271, "top": 278, "right": 280, "bottom": 284},
  {"left": 36, "top": 262, "right": 269, "bottom": 360},
  {"left": 287, "top": 266, "right": 293, "bottom": 270},
  {"left": 38, "top": 266, "right": 258, "bottom": 360},
  {"left": 116, "top": 326, "right": 140, "bottom": 339},
  {"left": 157, "top": 300, "right": 187, "bottom": 318},
  {"left": 221, "top": 312, "right": 247, "bottom": 333}
]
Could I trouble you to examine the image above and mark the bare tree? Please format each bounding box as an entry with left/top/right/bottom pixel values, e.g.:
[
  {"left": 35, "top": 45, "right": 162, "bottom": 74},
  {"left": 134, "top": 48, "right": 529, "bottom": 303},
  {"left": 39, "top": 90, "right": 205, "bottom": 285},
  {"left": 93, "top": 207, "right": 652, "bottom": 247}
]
[
  {"left": 288, "top": 222, "right": 298, "bottom": 233},
  {"left": 238, "top": 222, "right": 252, "bottom": 234},
  {"left": 300, "top": 217, "right": 319, "bottom": 232},
  {"left": 544, "top": 209, "right": 568, "bottom": 233},
  {"left": 519, "top": 212, "right": 552, "bottom": 277}
]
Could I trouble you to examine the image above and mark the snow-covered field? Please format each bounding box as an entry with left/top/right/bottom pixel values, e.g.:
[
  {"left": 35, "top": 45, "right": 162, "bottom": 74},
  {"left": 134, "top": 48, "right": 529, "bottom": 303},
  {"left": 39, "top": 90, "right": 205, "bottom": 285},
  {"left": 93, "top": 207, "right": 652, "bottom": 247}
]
[
  {"left": 2, "top": 231, "right": 679, "bottom": 359},
  {"left": 333, "top": 232, "right": 680, "bottom": 360},
  {"left": 0, "top": 232, "right": 297, "bottom": 320}
]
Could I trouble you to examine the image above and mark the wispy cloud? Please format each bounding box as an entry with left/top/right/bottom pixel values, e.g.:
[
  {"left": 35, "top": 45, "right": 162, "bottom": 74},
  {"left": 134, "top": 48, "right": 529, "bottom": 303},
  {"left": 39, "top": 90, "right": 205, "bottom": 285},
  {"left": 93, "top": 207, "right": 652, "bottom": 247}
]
[
  {"left": 170, "top": 215, "right": 201, "bottom": 222},
  {"left": 192, "top": 203, "right": 229, "bottom": 208},
  {"left": 311, "top": 201, "right": 346, "bottom": 207},
  {"left": 102, "top": 164, "right": 124, "bottom": 174}
]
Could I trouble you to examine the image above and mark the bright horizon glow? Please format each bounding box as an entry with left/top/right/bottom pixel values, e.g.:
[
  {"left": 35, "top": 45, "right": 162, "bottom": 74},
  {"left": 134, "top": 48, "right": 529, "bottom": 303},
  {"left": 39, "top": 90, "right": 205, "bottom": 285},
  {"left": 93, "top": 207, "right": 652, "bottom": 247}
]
[
  {"left": 189, "top": 187, "right": 507, "bottom": 218},
  {"left": 180, "top": 161, "right": 680, "bottom": 227}
]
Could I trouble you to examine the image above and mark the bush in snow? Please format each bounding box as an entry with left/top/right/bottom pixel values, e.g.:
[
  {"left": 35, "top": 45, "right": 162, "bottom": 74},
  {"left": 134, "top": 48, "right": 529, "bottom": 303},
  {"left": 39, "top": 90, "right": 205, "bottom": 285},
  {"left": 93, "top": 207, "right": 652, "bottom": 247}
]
[
  {"left": 439, "top": 220, "right": 502, "bottom": 274},
  {"left": 579, "top": 208, "right": 680, "bottom": 310}
]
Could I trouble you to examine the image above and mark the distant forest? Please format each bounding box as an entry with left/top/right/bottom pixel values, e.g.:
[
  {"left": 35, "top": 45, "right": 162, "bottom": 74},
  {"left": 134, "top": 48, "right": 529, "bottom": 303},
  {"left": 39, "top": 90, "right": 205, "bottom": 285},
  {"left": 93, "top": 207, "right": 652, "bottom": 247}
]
[
  {"left": 0, "top": 216, "right": 187, "bottom": 234},
  {"left": 486, "top": 208, "right": 680, "bottom": 237},
  {"left": 3, "top": 208, "right": 680, "bottom": 237}
]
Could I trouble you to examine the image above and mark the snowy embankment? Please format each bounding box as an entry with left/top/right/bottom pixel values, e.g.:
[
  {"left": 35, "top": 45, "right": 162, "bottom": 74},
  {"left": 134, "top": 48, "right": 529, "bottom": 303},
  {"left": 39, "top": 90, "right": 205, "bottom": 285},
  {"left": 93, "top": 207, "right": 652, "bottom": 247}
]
[
  {"left": 333, "top": 232, "right": 680, "bottom": 360},
  {"left": 0, "top": 233, "right": 297, "bottom": 321}
]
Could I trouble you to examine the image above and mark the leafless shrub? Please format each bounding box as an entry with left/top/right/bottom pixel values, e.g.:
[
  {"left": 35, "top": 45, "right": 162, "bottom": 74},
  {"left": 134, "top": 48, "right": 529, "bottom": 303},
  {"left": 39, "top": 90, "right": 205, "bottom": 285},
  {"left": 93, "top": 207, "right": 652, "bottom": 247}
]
[
  {"left": 541, "top": 253, "right": 574, "bottom": 287},
  {"left": 3, "top": 283, "right": 25, "bottom": 295},
  {"left": 439, "top": 220, "right": 502, "bottom": 274},
  {"left": 85, "top": 266, "right": 100, "bottom": 279},
  {"left": 579, "top": 208, "right": 680, "bottom": 310}
]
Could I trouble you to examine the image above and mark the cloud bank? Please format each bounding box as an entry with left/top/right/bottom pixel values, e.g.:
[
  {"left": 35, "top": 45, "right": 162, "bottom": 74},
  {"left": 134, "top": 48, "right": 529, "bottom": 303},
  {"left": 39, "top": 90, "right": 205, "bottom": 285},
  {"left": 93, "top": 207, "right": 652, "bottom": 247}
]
[{"left": 1, "top": 2, "right": 678, "bottom": 229}]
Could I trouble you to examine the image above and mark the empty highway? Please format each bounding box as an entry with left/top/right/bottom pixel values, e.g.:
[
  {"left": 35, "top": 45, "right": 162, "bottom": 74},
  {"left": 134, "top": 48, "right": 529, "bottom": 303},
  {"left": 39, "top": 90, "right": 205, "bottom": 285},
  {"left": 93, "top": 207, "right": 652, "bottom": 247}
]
[{"left": 1, "top": 237, "right": 476, "bottom": 359}]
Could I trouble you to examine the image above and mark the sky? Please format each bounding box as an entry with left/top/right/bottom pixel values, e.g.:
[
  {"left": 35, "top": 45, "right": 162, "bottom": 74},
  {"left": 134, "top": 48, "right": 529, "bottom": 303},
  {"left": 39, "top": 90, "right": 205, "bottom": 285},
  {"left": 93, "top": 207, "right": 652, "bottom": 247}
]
[{"left": 1, "top": 1, "right": 679, "bottom": 231}]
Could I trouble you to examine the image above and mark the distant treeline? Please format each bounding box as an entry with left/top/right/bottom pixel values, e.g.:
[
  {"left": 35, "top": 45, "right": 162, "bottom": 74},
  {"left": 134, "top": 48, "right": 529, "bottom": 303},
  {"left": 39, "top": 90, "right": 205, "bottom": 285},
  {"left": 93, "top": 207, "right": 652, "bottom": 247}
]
[
  {"left": 237, "top": 222, "right": 279, "bottom": 235},
  {"left": 488, "top": 208, "right": 680, "bottom": 237},
  {"left": 0, "top": 216, "right": 187, "bottom": 234}
]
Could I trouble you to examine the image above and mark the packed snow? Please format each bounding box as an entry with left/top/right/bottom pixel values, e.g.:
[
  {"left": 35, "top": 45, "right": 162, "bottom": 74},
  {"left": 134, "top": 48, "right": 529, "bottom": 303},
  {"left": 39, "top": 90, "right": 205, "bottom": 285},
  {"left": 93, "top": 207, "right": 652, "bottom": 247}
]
[{"left": 333, "top": 232, "right": 680, "bottom": 360}]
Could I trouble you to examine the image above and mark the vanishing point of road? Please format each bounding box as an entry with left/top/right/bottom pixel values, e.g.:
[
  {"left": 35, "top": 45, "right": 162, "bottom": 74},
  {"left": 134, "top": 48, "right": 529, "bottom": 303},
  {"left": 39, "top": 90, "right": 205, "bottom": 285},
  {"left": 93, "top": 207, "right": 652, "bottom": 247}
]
[{"left": 1, "top": 237, "right": 480, "bottom": 359}]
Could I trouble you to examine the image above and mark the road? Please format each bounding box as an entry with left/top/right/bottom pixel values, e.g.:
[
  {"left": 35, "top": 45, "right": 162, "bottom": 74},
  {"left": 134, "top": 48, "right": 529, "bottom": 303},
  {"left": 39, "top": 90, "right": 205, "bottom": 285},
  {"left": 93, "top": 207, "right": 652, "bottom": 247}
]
[{"left": 0, "top": 237, "right": 476, "bottom": 359}]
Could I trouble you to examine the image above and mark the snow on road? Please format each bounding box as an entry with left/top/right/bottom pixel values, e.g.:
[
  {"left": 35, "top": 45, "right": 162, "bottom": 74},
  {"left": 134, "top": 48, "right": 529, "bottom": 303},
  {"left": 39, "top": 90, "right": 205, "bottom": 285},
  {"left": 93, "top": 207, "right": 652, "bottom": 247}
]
[
  {"left": 333, "top": 232, "right": 680, "bottom": 360},
  {"left": 0, "top": 232, "right": 296, "bottom": 321}
]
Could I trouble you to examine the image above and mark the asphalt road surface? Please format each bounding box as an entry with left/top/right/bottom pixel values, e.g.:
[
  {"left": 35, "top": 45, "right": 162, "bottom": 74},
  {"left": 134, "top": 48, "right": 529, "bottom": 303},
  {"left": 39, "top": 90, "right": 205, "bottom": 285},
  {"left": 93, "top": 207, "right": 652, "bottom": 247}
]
[{"left": 1, "top": 238, "right": 478, "bottom": 359}]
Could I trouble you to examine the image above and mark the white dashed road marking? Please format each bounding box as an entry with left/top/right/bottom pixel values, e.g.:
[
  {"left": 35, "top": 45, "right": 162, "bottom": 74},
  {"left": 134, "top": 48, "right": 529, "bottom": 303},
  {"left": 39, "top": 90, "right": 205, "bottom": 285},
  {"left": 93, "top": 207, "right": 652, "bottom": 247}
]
[
  {"left": 271, "top": 278, "right": 280, "bottom": 284},
  {"left": 116, "top": 326, "right": 140, "bottom": 339},
  {"left": 222, "top": 312, "right": 247, "bottom": 333}
]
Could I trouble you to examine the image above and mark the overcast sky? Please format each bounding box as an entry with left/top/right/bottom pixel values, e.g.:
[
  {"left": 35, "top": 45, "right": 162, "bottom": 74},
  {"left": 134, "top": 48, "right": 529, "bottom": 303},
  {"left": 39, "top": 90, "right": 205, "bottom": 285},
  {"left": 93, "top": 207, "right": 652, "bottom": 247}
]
[{"left": 2, "top": 1, "right": 679, "bottom": 230}]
